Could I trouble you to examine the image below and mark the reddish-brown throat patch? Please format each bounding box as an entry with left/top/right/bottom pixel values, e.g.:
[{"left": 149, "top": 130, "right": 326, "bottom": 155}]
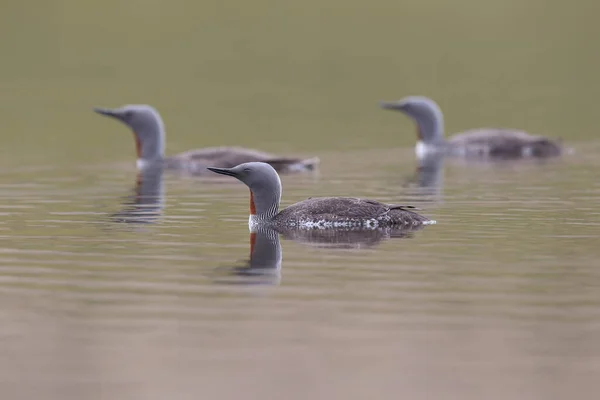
[
  {"left": 135, "top": 172, "right": 143, "bottom": 200},
  {"left": 249, "top": 232, "right": 256, "bottom": 255},
  {"left": 415, "top": 124, "right": 424, "bottom": 141},
  {"left": 133, "top": 132, "right": 142, "bottom": 158},
  {"left": 249, "top": 190, "right": 256, "bottom": 215}
]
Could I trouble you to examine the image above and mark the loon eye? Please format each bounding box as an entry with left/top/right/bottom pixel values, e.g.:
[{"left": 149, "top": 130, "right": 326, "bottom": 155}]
[
  {"left": 243, "top": 168, "right": 251, "bottom": 172},
  {"left": 124, "top": 111, "right": 133, "bottom": 119}
]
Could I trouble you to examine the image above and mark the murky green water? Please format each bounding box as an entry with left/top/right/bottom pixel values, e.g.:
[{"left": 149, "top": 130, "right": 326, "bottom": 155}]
[{"left": 1, "top": 0, "right": 600, "bottom": 399}]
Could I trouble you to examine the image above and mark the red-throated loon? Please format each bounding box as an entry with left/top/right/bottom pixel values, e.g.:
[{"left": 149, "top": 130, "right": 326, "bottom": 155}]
[
  {"left": 380, "top": 96, "right": 563, "bottom": 159},
  {"left": 207, "top": 162, "right": 435, "bottom": 229},
  {"left": 93, "top": 104, "right": 319, "bottom": 175}
]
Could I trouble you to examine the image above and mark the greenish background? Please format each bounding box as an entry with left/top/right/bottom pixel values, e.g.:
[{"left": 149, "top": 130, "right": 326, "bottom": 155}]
[{"left": 0, "top": 0, "right": 597, "bottom": 167}]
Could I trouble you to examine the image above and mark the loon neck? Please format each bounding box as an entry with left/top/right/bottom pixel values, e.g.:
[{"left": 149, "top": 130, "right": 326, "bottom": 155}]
[
  {"left": 413, "top": 102, "right": 445, "bottom": 145},
  {"left": 249, "top": 213, "right": 276, "bottom": 229},
  {"left": 132, "top": 112, "right": 166, "bottom": 160},
  {"left": 248, "top": 189, "right": 280, "bottom": 227},
  {"left": 136, "top": 157, "right": 164, "bottom": 170},
  {"left": 415, "top": 140, "right": 447, "bottom": 159}
]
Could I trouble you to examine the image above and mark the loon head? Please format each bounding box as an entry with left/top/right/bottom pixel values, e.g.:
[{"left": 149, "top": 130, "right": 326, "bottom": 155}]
[
  {"left": 380, "top": 96, "right": 445, "bottom": 146},
  {"left": 207, "top": 162, "right": 283, "bottom": 219},
  {"left": 94, "top": 104, "right": 166, "bottom": 162}
]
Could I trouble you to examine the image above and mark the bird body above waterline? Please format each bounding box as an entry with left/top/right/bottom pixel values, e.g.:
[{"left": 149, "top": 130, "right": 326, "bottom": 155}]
[
  {"left": 269, "top": 197, "right": 428, "bottom": 228},
  {"left": 93, "top": 104, "right": 319, "bottom": 175},
  {"left": 207, "top": 162, "right": 435, "bottom": 229},
  {"left": 380, "top": 96, "right": 563, "bottom": 160}
]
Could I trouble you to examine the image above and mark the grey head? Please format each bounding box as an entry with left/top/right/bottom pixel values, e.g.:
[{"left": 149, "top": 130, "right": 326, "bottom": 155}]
[
  {"left": 207, "top": 162, "right": 282, "bottom": 219},
  {"left": 380, "top": 96, "right": 445, "bottom": 145},
  {"left": 93, "top": 104, "right": 166, "bottom": 161}
]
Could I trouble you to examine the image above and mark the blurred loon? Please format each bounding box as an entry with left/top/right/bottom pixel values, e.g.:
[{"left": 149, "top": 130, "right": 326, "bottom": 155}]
[
  {"left": 93, "top": 104, "right": 319, "bottom": 175},
  {"left": 380, "top": 96, "right": 563, "bottom": 160},
  {"left": 207, "top": 162, "right": 435, "bottom": 229}
]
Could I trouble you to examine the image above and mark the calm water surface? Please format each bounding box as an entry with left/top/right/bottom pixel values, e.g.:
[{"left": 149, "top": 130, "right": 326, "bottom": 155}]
[
  {"left": 2, "top": 0, "right": 600, "bottom": 398},
  {"left": 1, "top": 148, "right": 599, "bottom": 399}
]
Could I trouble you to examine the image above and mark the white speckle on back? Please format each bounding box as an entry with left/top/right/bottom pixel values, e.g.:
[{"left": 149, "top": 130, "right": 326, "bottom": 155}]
[
  {"left": 294, "top": 218, "right": 386, "bottom": 230},
  {"left": 364, "top": 218, "right": 379, "bottom": 228}
]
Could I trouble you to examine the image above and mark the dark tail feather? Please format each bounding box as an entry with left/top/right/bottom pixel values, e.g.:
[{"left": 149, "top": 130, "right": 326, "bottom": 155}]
[{"left": 532, "top": 139, "right": 562, "bottom": 157}]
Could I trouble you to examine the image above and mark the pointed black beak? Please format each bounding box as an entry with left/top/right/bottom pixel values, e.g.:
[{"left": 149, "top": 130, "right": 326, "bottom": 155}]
[
  {"left": 380, "top": 101, "right": 405, "bottom": 111},
  {"left": 207, "top": 167, "right": 238, "bottom": 177},
  {"left": 93, "top": 107, "right": 121, "bottom": 119}
]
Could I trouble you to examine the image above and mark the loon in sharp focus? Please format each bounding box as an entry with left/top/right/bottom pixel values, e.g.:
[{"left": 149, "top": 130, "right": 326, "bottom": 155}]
[{"left": 207, "top": 162, "right": 435, "bottom": 229}]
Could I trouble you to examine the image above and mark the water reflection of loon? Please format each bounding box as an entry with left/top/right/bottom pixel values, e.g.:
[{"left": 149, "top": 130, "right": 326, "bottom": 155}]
[
  {"left": 213, "top": 227, "right": 282, "bottom": 286},
  {"left": 111, "top": 167, "right": 165, "bottom": 224},
  {"left": 278, "top": 225, "right": 424, "bottom": 249},
  {"left": 402, "top": 153, "right": 444, "bottom": 200},
  {"left": 214, "top": 223, "right": 426, "bottom": 285}
]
